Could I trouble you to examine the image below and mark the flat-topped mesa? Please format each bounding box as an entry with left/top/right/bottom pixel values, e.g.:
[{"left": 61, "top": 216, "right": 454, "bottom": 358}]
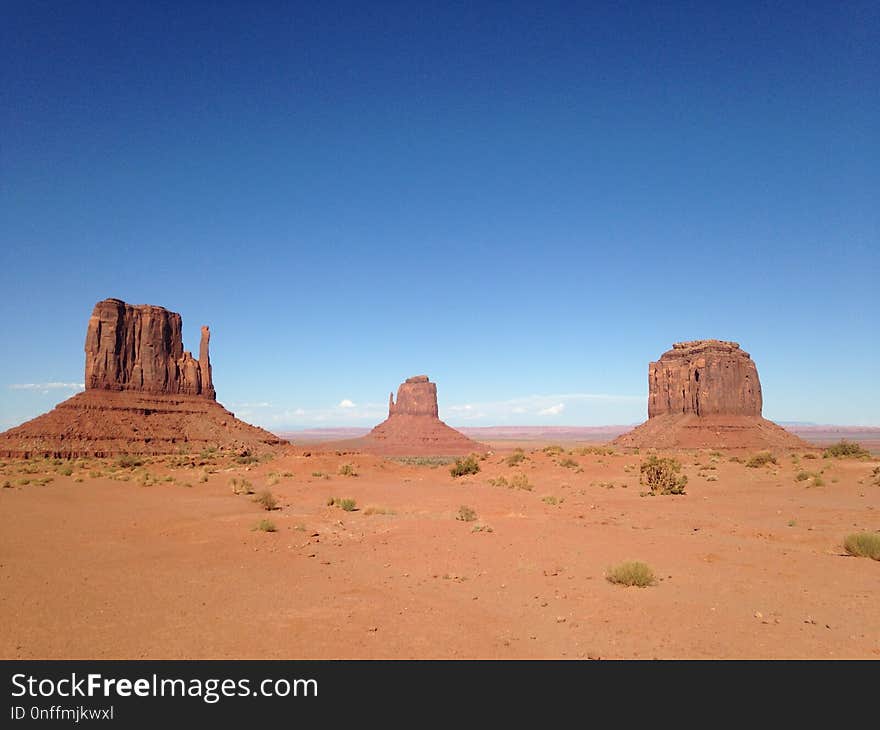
[
  {"left": 388, "top": 375, "right": 439, "bottom": 417},
  {"left": 84, "top": 298, "right": 215, "bottom": 398},
  {"left": 648, "top": 339, "right": 762, "bottom": 418}
]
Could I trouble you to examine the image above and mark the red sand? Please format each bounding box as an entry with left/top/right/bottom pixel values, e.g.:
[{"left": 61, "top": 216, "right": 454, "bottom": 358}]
[{"left": 1, "top": 442, "right": 878, "bottom": 659}]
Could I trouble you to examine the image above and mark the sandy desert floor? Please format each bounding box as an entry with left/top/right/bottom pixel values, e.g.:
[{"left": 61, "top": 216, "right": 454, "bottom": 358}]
[{"left": 1, "top": 443, "right": 878, "bottom": 659}]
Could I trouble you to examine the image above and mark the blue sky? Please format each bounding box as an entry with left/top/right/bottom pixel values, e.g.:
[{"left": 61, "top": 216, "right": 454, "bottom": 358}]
[{"left": 1, "top": 1, "right": 877, "bottom": 430}]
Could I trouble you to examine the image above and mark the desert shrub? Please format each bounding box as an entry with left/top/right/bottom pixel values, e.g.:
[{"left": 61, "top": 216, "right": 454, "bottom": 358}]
[
  {"left": 471, "top": 524, "right": 493, "bottom": 533},
  {"left": 728, "top": 456, "right": 743, "bottom": 463},
  {"left": 510, "top": 473, "right": 533, "bottom": 491},
  {"left": 17, "top": 478, "right": 30, "bottom": 486},
  {"left": 824, "top": 441, "right": 870, "bottom": 459},
  {"left": 450, "top": 454, "right": 480, "bottom": 478},
  {"left": 338, "top": 498, "right": 357, "bottom": 512},
  {"left": 746, "top": 451, "right": 777, "bottom": 468},
  {"left": 456, "top": 505, "right": 477, "bottom": 522},
  {"left": 795, "top": 471, "right": 810, "bottom": 482},
  {"left": 363, "top": 506, "right": 396, "bottom": 516},
  {"left": 198, "top": 470, "right": 209, "bottom": 483},
  {"left": 542, "top": 495, "right": 559, "bottom": 505},
  {"left": 606, "top": 561, "right": 655, "bottom": 587},
  {"left": 254, "top": 489, "right": 278, "bottom": 511},
  {"left": 253, "top": 519, "right": 277, "bottom": 533},
  {"left": 338, "top": 462, "right": 357, "bottom": 477},
  {"left": 639, "top": 456, "right": 687, "bottom": 495},
  {"left": 802, "top": 453, "right": 818, "bottom": 460},
  {"left": 558, "top": 458, "right": 579, "bottom": 469},
  {"left": 311, "top": 472, "right": 324, "bottom": 477},
  {"left": 843, "top": 532, "right": 880, "bottom": 560},
  {"left": 266, "top": 473, "right": 279, "bottom": 486},
  {"left": 116, "top": 455, "right": 143, "bottom": 469},
  {"left": 872, "top": 467, "right": 880, "bottom": 487},
  {"left": 505, "top": 451, "right": 526, "bottom": 467},
  {"left": 487, "top": 476, "right": 509, "bottom": 487},
  {"left": 542, "top": 445, "right": 565, "bottom": 456},
  {"left": 327, "top": 496, "right": 338, "bottom": 506},
  {"left": 56, "top": 464, "right": 73, "bottom": 476},
  {"left": 230, "top": 477, "right": 254, "bottom": 495},
  {"left": 577, "top": 446, "right": 615, "bottom": 456},
  {"left": 812, "top": 476, "right": 825, "bottom": 487},
  {"left": 391, "top": 456, "right": 456, "bottom": 467}
]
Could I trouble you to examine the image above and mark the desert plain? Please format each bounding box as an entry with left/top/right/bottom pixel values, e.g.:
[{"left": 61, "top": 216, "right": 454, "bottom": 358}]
[{"left": 1, "top": 438, "right": 877, "bottom": 660}]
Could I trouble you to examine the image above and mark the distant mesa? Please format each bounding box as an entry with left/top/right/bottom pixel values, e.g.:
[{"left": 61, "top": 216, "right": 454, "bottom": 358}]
[
  {"left": 351, "top": 375, "right": 485, "bottom": 456},
  {"left": 0, "top": 298, "right": 285, "bottom": 458},
  {"left": 614, "top": 340, "right": 808, "bottom": 449}
]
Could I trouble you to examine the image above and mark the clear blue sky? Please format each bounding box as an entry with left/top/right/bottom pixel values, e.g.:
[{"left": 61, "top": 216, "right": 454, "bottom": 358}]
[{"left": 1, "top": 1, "right": 877, "bottom": 431}]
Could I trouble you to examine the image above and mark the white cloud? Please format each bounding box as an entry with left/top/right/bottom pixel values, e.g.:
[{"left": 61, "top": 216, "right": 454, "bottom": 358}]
[
  {"left": 538, "top": 403, "right": 565, "bottom": 416},
  {"left": 449, "top": 404, "right": 474, "bottom": 412},
  {"left": 338, "top": 399, "right": 356, "bottom": 408},
  {"left": 9, "top": 382, "right": 84, "bottom": 391}
]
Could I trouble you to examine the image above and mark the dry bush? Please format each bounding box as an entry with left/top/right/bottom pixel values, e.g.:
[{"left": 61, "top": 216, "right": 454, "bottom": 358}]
[
  {"left": 639, "top": 456, "right": 687, "bottom": 495},
  {"left": 606, "top": 561, "right": 655, "bottom": 587}
]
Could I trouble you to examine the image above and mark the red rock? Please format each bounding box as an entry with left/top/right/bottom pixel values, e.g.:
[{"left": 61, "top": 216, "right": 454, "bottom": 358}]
[
  {"left": 0, "top": 299, "right": 284, "bottom": 458},
  {"left": 615, "top": 340, "right": 806, "bottom": 449},
  {"left": 85, "top": 298, "right": 214, "bottom": 397},
  {"left": 348, "top": 376, "right": 484, "bottom": 456},
  {"left": 648, "top": 340, "right": 761, "bottom": 417}
]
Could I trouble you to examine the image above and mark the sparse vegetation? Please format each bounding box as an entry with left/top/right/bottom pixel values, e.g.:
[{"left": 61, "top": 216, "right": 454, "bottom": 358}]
[
  {"left": 872, "top": 467, "right": 880, "bottom": 487},
  {"left": 824, "top": 441, "right": 870, "bottom": 459},
  {"left": 795, "top": 471, "right": 811, "bottom": 482},
  {"left": 327, "top": 497, "right": 357, "bottom": 512},
  {"left": 363, "top": 506, "right": 396, "bottom": 516},
  {"left": 558, "top": 458, "right": 579, "bottom": 469},
  {"left": 253, "top": 519, "right": 277, "bottom": 533},
  {"left": 230, "top": 477, "right": 255, "bottom": 495},
  {"left": 487, "top": 476, "right": 509, "bottom": 488},
  {"left": 639, "top": 455, "right": 687, "bottom": 495},
  {"left": 449, "top": 454, "right": 480, "bottom": 478},
  {"left": 338, "top": 462, "right": 358, "bottom": 477},
  {"left": 606, "top": 561, "right": 655, "bottom": 587},
  {"left": 254, "top": 489, "right": 278, "bottom": 511},
  {"left": 456, "top": 505, "right": 477, "bottom": 522},
  {"left": 802, "top": 453, "right": 818, "bottom": 460},
  {"left": 510, "top": 473, "right": 533, "bottom": 491},
  {"left": 843, "top": 532, "right": 880, "bottom": 560},
  {"left": 542, "top": 495, "right": 561, "bottom": 505},
  {"left": 116, "top": 455, "right": 143, "bottom": 469},
  {"left": 266, "top": 474, "right": 279, "bottom": 486},
  {"left": 542, "top": 445, "right": 565, "bottom": 456},
  {"left": 471, "top": 524, "right": 493, "bottom": 533},
  {"left": 504, "top": 451, "right": 526, "bottom": 467},
  {"left": 746, "top": 451, "right": 777, "bottom": 468},
  {"left": 390, "top": 456, "right": 456, "bottom": 467}
]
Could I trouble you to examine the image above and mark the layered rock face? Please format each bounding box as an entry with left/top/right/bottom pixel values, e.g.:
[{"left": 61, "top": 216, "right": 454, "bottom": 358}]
[
  {"left": 0, "top": 299, "right": 284, "bottom": 457},
  {"left": 615, "top": 340, "right": 806, "bottom": 449},
  {"left": 648, "top": 340, "right": 762, "bottom": 418},
  {"left": 85, "top": 298, "right": 215, "bottom": 397},
  {"left": 355, "top": 376, "right": 484, "bottom": 456}
]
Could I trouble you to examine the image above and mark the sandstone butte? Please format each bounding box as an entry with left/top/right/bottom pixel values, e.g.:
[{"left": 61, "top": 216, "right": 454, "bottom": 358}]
[
  {"left": 613, "top": 340, "right": 808, "bottom": 449},
  {"left": 349, "top": 375, "right": 485, "bottom": 456},
  {"left": 0, "top": 298, "right": 285, "bottom": 458}
]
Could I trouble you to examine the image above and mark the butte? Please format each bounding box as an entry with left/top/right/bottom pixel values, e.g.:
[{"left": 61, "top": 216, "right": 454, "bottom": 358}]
[
  {"left": 351, "top": 375, "right": 485, "bottom": 456},
  {"left": 613, "top": 340, "right": 808, "bottom": 449},
  {"left": 0, "top": 298, "right": 285, "bottom": 458}
]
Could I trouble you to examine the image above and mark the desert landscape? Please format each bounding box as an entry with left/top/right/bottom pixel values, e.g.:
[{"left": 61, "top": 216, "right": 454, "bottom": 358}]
[{"left": 1, "top": 300, "right": 877, "bottom": 660}]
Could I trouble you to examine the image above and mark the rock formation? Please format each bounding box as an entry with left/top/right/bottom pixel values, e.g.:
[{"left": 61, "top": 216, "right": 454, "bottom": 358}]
[
  {"left": 614, "top": 340, "right": 806, "bottom": 449},
  {"left": 350, "top": 375, "right": 485, "bottom": 456},
  {"left": 0, "top": 299, "right": 285, "bottom": 457}
]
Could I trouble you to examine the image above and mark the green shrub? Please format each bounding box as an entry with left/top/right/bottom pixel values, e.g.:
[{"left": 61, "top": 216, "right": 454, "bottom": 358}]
[
  {"left": 456, "top": 505, "right": 477, "bottom": 522},
  {"left": 338, "top": 498, "right": 357, "bottom": 512},
  {"left": 558, "top": 458, "right": 579, "bottom": 469},
  {"left": 843, "top": 532, "right": 880, "bottom": 560},
  {"left": 338, "top": 462, "right": 357, "bottom": 477},
  {"left": 450, "top": 454, "right": 480, "bottom": 478},
  {"left": 254, "top": 489, "right": 278, "bottom": 511},
  {"left": 253, "top": 519, "right": 277, "bottom": 533},
  {"left": 504, "top": 451, "right": 526, "bottom": 467},
  {"left": 606, "top": 561, "right": 655, "bottom": 587},
  {"left": 639, "top": 456, "right": 687, "bottom": 495},
  {"left": 746, "top": 451, "right": 777, "bottom": 468},
  {"left": 824, "top": 441, "right": 870, "bottom": 459},
  {"left": 542, "top": 445, "right": 565, "bottom": 456}
]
